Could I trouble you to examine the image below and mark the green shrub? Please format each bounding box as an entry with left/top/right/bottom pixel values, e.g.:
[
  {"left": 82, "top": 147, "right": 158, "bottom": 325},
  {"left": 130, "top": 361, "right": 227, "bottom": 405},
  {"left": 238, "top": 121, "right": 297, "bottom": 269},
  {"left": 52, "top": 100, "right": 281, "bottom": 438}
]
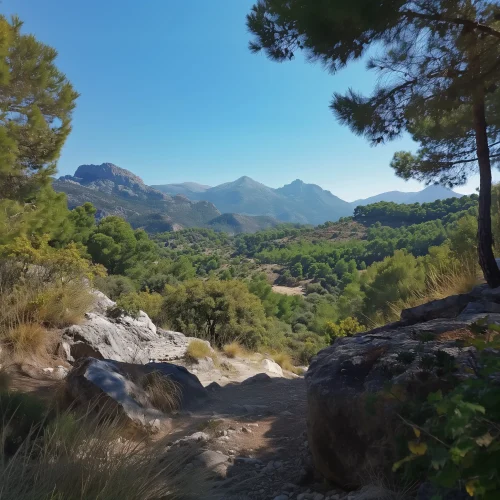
[
  {"left": 115, "top": 291, "right": 164, "bottom": 324},
  {"left": 185, "top": 340, "right": 213, "bottom": 362},
  {"left": 94, "top": 275, "right": 136, "bottom": 300},
  {"left": 395, "top": 322, "right": 500, "bottom": 498},
  {"left": 325, "top": 317, "right": 362, "bottom": 342}
]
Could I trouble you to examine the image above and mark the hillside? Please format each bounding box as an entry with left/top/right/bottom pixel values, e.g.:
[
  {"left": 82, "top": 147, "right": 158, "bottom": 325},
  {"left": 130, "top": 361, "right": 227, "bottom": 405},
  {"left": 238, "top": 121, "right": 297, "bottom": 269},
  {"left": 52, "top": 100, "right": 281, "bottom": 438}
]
[
  {"left": 207, "top": 213, "right": 281, "bottom": 234},
  {"left": 351, "top": 184, "right": 462, "bottom": 206},
  {"left": 56, "top": 164, "right": 467, "bottom": 231},
  {"left": 56, "top": 163, "right": 222, "bottom": 228},
  {"left": 55, "top": 164, "right": 280, "bottom": 233},
  {"left": 153, "top": 182, "right": 211, "bottom": 197},
  {"left": 154, "top": 176, "right": 463, "bottom": 225}
]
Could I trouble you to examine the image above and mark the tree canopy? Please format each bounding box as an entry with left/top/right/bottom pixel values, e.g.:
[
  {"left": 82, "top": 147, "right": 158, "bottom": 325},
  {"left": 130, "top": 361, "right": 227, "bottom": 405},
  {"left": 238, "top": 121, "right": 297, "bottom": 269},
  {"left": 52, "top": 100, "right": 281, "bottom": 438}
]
[{"left": 247, "top": 0, "right": 500, "bottom": 286}]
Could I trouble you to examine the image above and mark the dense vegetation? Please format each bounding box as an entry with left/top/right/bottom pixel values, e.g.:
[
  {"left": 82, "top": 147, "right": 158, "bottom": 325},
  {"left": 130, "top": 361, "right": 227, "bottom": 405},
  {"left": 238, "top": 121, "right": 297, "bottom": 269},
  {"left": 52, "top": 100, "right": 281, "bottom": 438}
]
[
  {"left": 247, "top": 0, "right": 500, "bottom": 288},
  {"left": 353, "top": 196, "right": 479, "bottom": 227}
]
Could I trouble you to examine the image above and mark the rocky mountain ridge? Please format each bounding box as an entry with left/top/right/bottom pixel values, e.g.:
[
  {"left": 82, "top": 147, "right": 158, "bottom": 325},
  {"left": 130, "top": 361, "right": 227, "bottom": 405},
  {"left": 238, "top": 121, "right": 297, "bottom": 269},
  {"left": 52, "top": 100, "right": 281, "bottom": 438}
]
[
  {"left": 55, "top": 163, "right": 281, "bottom": 233},
  {"left": 155, "top": 176, "right": 463, "bottom": 225},
  {"left": 56, "top": 163, "right": 464, "bottom": 231}
]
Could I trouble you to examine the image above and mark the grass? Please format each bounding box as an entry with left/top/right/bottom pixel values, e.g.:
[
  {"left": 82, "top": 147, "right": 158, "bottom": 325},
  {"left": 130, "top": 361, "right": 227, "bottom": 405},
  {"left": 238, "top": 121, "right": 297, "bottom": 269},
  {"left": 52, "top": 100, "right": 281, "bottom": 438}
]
[
  {"left": 0, "top": 398, "right": 205, "bottom": 500},
  {"left": 37, "top": 282, "right": 95, "bottom": 328},
  {"left": 222, "top": 342, "right": 246, "bottom": 358},
  {"left": 140, "top": 372, "right": 180, "bottom": 413},
  {"left": 3, "top": 323, "right": 53, "bottom": 359},
  {"left": 185, "top": 339, "right": 213, "bottom": 362},
  {"left": 272, "top": 351, "right": 302, "bottom": 374},
  {"left": 384, "top": 260, "right": 480, "bottom": 326},
  {"left": 0, "top": 262, "right": 95, "bottom": 361}
]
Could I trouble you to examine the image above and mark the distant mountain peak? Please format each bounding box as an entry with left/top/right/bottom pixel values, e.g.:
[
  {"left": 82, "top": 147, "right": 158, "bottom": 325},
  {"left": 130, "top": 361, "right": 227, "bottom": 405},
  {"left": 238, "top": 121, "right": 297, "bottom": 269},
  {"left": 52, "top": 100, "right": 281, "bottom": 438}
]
[
  {"left": 232, "top": 175, "right": 261, "bottom": 186},
  {"left": 74, "top": 163, "right": 147, "bottom": 189}
]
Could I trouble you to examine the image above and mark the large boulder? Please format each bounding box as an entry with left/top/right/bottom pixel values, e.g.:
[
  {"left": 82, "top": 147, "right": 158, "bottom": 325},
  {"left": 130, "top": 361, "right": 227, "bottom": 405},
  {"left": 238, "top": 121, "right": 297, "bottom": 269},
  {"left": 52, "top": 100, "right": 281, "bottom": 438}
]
[
  {"left": 306, "top": 311, "right": 500, "bottom": 489},
  {"left": 61, "top": 290, "right": 192, "bottom": 364},
  {"left": 400, "top": 293, "right": 471, "bottom": 323},
  {"left": 66, "top": 357, "right": 208, "bottom": 431}
]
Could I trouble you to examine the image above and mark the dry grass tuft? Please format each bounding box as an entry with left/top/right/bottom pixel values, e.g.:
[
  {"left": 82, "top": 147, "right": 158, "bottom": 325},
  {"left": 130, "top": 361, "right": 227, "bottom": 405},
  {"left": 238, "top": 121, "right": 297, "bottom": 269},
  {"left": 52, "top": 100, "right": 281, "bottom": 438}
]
[
  {"left": 424, "top": 260, "right": 479, "bottom": 300},
  {"left": 387, "top": 260, "right": 480, "bottom": 324},
  {"left": 0, "top": 408, "right": 205, "bottom": 500},
  {"left": 141, "top": 372, "right": 180, "bottom": 413},
  {"left": 272, "top": 352, "right": 301, "bottom": 374},
  {"left": 185, "top": 339, "right": 213, "bottom": 362},
  {"left": 37, "top": 282, "right": 95, "bottom": 328},
  {"left": 223, "top": 342, "right": 246, "bottom": 359},
  {"left": 3, "top": 323, "right": 52, "bottom": 358}
]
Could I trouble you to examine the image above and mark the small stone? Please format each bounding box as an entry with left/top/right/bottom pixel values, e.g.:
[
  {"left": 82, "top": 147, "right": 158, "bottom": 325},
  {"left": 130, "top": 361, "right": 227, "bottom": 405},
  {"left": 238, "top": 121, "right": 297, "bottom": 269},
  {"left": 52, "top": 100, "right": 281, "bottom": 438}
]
[
  {"left": 273, "top": 460, "right": 283, "bottom": 469},
  {"left": 313, "top": 494, "right": 324, "bottom": 500},
  {"left": 282, "top": 483, "right": 297, "bottom": 491},
  {"left": 241, "top": 426, "right": 252, "bottom": 434},
  {"left": 274, "top": 496, "right": 289, "bottom": 500},
  {"left": 280, "top": 410, "right": 293, "bottom": 416}
]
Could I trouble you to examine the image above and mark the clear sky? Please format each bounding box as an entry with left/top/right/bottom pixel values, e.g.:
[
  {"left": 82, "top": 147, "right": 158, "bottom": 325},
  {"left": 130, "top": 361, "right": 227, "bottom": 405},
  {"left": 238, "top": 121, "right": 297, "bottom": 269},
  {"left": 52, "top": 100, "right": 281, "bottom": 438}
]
[{"left": 4, "top": 0, "right": 496, "bottom": 201}]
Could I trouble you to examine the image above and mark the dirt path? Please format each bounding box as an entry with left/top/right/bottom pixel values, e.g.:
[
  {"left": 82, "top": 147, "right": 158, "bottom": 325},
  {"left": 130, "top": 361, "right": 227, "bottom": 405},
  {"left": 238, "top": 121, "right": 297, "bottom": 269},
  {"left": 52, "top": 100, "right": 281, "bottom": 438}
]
[
  {"left": 163, "top": 371, "right": 343, "bottom": 500},
  {"left": 7, "top": 357, "right": 342, "bottom": 500}
]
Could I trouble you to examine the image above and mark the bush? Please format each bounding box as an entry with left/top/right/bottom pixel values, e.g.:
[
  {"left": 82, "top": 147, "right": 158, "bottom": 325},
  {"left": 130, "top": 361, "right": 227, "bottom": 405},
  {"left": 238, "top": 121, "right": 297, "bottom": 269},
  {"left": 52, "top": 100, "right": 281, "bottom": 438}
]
[
  {"left": 185, "top": 340, "right": 213, "bottom": 362},
  {"left": 0, "top": 264, "right": 94, "bottom": 332},
  {"left": 395, "top": 322, "right": 500, "bottom": 498},
  {"left": 0, "top": 391, "right": 52, "bottom": 458},
  {"left": 3, "top": 324, "right": 52, "bottom": 358},
  {"left": 325, "top": 317, "right": 363, "bottom": 343},
  {"left": 223, "top": 342, "right": 246, "bottom": 358},
  {"left": 163, "top": 279, "right": 268, "bottom": 348},
  {"left": 272, "top": 352, "right": 296, "bottom": 372},
  {"left": 115, "top": 291, "right": 164, "bottom": 324},
  {"left": 94, "top": 275, "right": 136, "bottom": 300}
]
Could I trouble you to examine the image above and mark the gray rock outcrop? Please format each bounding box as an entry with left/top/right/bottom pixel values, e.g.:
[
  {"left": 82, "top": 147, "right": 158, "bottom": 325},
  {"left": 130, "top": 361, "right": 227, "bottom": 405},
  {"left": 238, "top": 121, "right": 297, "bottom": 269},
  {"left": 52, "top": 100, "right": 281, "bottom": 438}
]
[
  {"left": 61, "top": 290, "right": 192, "bottom": 364},
  {"left": 306, "top": 287, "right": 500, "bottom": 489},
  {"left": 66, "top": 357, "right": 207, "bottom": 431}
]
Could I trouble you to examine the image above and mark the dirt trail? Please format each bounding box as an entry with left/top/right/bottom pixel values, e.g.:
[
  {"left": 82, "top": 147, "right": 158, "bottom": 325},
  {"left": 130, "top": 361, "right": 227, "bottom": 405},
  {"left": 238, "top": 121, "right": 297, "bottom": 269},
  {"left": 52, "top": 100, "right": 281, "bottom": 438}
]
[
  {"left": 166, "top": 374, "right": 316, "bottom": 500},
  {"left": 8, "top": 356, "right": 341, "bottom": 500}
]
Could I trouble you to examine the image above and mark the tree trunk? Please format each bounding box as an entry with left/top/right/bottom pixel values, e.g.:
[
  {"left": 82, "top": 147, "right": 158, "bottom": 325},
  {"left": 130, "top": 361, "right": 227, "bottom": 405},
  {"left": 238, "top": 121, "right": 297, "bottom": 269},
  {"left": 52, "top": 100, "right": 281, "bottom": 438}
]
[{"left": 473, "top": 93, "right": 500, "bottom": 287}]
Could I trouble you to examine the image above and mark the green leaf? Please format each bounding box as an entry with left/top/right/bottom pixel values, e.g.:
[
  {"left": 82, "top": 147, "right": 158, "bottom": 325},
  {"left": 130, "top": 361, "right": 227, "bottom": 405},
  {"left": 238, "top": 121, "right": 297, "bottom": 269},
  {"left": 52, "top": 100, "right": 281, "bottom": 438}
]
[
  {"left": 392, "top": 454, "right": 418, "bottom": 471},
  {"left": 428, "top": 390, "right": 443, "bottom": 403},
  {"left": 462, "top": 402, "right": 486, "bottom": 414}
]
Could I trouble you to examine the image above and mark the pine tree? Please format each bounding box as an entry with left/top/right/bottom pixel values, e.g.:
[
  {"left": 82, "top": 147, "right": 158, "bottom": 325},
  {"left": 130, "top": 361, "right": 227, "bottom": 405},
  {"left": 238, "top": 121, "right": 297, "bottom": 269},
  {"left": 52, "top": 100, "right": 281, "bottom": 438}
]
[
  {"left": 0, "top": 15, "right": 78, "bottom": 202},
  {"left": 247, "top": 0, "right": 500, "bottom": 286}
]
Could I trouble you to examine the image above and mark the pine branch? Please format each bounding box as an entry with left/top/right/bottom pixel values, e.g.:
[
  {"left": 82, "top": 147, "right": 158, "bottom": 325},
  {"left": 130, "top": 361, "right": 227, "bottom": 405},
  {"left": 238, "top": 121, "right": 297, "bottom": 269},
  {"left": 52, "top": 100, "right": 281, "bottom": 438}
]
[{"left": 402, "top": 10, "right": 500, "bottom": 40}]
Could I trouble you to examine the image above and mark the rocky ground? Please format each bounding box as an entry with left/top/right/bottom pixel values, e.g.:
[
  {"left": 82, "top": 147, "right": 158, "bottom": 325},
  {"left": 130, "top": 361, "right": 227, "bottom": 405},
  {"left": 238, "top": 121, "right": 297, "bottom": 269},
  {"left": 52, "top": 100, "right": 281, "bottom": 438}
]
[{"left": 11, "top": 284, "right": 500, "bottom": 500}]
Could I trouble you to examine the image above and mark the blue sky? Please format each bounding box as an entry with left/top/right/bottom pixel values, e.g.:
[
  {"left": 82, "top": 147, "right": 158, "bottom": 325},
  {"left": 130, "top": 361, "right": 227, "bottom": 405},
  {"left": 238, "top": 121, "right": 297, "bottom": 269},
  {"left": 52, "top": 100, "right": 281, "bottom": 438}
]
[{"left": 4, "top": 0, "right": 493, "bottom": 200}]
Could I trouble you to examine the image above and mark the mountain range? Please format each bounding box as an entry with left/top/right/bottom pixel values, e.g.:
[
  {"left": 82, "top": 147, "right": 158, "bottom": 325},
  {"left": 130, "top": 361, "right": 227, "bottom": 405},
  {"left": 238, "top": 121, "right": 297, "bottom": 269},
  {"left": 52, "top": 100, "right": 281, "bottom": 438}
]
[
  {"left": 54, "top": 163, "right": 463, "bottom": 233},
  {"left": 153, "top": 177, "right": 462, "bottom": 225}
]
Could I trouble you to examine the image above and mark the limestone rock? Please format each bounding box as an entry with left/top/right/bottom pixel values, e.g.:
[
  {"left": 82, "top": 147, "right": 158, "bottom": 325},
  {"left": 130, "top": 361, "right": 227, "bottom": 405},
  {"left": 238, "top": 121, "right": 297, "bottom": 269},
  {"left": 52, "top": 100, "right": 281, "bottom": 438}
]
[
  {"left": 261, "top": 358, "right": 283, "bottom": 376},
  {"left": 66, "top": 357, "right": 207, "bottom": 431},
  {"left": 306, "top": 313, "right": 500, "bottom": 488},
  {"left": 62, "top": 290, "right": 192, "bottom": 364}
]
